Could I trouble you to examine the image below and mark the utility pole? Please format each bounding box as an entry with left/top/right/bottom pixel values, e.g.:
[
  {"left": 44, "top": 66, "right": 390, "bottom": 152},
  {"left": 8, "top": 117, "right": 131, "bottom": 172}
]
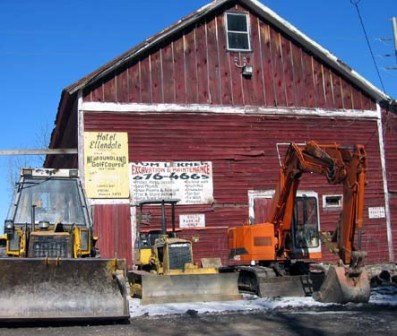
[{"left": 393, "top": 17, "right": 397, "bottom": 65}]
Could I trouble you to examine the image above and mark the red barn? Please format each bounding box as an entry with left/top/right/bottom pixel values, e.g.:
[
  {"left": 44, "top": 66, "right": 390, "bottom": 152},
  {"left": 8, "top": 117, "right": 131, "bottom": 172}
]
[{"left": 45, "top": 0, "right": 397, "bottom": 268}]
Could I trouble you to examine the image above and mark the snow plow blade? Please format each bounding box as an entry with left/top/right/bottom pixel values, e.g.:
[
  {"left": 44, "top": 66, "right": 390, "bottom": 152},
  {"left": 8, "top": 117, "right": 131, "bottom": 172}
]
[
  {"left": 313, "top": 265, "right": 370, "bottom": 304},
  {"left": 129, "top": 270, "right": 241, "bottom": 305},
  {"left": 0, "top": 258, "right": 129, "bottom": 322}
]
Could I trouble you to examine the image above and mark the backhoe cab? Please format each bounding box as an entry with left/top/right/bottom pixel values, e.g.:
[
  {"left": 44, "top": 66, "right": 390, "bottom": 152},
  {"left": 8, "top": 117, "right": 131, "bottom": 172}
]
[{"left": 2, "top": 168, "right": 95, "bottom": 258}]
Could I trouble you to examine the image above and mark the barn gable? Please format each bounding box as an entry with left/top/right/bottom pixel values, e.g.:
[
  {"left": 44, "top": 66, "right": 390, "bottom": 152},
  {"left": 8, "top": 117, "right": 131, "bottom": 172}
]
[
  {"left": 46, "top": 0, "right": 396, "bottom": 266},
  {"left": 47, "top": 0, "right": 392, "bottom": 161}
]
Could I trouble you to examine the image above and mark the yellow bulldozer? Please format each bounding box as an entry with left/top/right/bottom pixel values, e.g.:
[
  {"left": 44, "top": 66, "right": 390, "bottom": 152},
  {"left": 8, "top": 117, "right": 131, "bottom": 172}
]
[
  {"left": 0, "top": 168, "right": 129, "bottom": 322},
  {"left": 128, "top": 199, "right": 241, "bottom": 304}
]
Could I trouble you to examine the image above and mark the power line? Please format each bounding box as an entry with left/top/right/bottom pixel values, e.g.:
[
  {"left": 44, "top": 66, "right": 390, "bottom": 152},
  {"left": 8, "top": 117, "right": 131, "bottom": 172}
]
[{"left": 350, "top": 0, "right": 387, "bottom": 93}]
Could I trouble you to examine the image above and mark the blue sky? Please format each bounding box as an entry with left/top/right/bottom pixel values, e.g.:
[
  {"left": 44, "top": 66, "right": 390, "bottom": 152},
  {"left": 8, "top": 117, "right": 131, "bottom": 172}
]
[{"left": 0, "top": 0, "right": 396, "bottom": 224}]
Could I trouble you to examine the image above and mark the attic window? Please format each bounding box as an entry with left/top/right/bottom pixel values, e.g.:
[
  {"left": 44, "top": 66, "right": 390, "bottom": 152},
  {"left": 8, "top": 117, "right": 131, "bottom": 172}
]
[{"left": 225, "top": 12, "right": 251, "bottom": 52}]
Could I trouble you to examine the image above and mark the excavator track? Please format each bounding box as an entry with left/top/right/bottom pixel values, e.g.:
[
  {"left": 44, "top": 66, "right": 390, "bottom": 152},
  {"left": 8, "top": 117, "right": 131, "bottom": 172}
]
[{"left": 237, "top": 266, "right": 325, "bottom": 298}]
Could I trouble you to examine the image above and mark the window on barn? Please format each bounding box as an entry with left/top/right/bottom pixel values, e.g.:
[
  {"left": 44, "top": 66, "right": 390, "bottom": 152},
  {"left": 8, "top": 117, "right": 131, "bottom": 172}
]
[
  {"left": 322, "top": 195, "right": 343, "bottom": 209},
  {"left": 225, "top": 12, "right": 251, "bottom": 51}
]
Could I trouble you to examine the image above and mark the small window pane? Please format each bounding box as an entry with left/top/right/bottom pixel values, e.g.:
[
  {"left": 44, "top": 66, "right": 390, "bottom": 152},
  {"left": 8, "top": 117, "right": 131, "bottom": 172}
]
[
  {"left": 228, "top": 32, "right": 250, "bottom": 50},
  {"left": 323, "top": 195, "right": 343, "bottom": 208},
  {"left": 227, "top": 14, "right": 247, "bottom": 31}
]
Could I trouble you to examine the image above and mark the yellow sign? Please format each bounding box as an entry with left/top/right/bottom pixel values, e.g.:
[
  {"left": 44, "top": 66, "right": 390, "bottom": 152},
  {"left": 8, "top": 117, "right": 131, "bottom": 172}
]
[{"left": 84, "top": 132, "right": 129, "bottom": 198}]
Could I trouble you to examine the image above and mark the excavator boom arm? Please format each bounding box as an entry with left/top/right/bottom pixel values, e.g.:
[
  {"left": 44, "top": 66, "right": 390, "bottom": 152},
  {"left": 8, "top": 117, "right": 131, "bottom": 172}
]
[{"left": 267, "top": 141, "right": 367, "bottom": 265}]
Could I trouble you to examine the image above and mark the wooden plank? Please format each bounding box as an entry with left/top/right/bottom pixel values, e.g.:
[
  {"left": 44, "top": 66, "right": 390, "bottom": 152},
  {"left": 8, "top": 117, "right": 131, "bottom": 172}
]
[
  {"left": 361, "top": 92, "right": 376, "bottom": 110},
  {"left": 161, "top": 43, "right": 176, "bottom": 103},
  {"left": 184, "top": 30, "right": 198, "bottom": 103},
  {"left": 332, "top": 73, "right": 343, "bottom": 109},
  {"left": 259, "top": 22, "right": 275, "bottom": 107},
  {"left": 351, "top": 84, "right": 363, "bottom": 110},
  {"left": 254, "top": 17, "right": 267, "bottom": 105},
  {"left": 312, "top": 60, "right": 325, "bottom": 108},
  {"left": 270, "top": 29, "right": 287, "bottom": 107},
  {"left": 230, "top": 52, "right": 244, "bottom": 105},
  {"left": 89, "top": 82, "right": 104, "bottom": 102},
  {"left": 301, "top": 53, "right": 316, "bottom": 108},
  {"left": 217, "top": 14, "right": 233, "bottom": 105},
  {"left": 173, "top": 37, "right": 186, "bottom": 104},
  {"left": 116, "top": 66, "right": 129, "bottom": 103},
  {"left": 341, "top": 77, "right": 353, "bottom": 109},
  {"left": 140, "top": 57, "right": 152, "bottom": 103},
  {"left": 150, "top": 49, "right": 163, "bottom": 103},
  {"left": 242, "top": 14, "right": 264, "bottom": 106},
  {"left": 280, "top": 35, "right": 294, "bottom": 107},
  {"left": 103, "top": 74, "right": 117, "bottom": 102},
  {"left": 196, "top": 21, "right": 209, "bottom": 104},
  {"left": 206, "top": 16, "right": 221, "bottom": 105},
  {"left": 290, "top": 43, "right": 304, "bottom": 107},
  {"left": 323, "top": 67, "right": 335, "bottom": 109},
  {"left": 127, "top": 61, "right": 141, "bottom": 103}
]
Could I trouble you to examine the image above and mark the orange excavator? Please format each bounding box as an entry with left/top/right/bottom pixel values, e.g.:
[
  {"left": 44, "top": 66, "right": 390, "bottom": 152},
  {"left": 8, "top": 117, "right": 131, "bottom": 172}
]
[{"left": 228, "top": 140, "right": 370, "bottom": 303}]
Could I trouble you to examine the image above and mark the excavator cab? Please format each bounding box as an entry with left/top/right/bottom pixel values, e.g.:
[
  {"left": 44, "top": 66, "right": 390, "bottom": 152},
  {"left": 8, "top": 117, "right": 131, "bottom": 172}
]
[{"left": 291, "top": 193, "right": 321, "bottom": 258}]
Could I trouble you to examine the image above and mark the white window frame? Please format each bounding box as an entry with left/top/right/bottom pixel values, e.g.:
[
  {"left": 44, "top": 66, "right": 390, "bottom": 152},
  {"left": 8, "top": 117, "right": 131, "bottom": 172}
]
[
  {"left": 322, "top": 194, "right": 343, "bottom": 209},
  {"left": 225, "top": 12, "right": 251, "bottom": 52}
]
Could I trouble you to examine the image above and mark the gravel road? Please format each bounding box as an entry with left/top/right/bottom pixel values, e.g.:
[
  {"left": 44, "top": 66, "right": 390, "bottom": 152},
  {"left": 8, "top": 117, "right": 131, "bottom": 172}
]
[{"left": 0, "top": 303, "right": 396, "bottom": 336}]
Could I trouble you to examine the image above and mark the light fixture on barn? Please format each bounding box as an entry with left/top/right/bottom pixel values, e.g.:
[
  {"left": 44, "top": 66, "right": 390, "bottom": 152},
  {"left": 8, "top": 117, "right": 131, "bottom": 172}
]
[{"left": 234, "top": 56, "right": 253, "bottom": 78}]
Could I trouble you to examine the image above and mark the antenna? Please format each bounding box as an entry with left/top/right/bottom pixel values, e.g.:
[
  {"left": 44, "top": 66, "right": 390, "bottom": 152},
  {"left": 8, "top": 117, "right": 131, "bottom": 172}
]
[{"left": 384, "top": 17, "right": 397, "bottom": 71}]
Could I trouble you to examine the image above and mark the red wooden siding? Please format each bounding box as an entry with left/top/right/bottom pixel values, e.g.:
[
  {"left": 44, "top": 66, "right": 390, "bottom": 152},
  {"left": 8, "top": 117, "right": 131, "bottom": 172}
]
[
  {"left": 83, "top": 4, "right": 375, "bottom": 111},
  {"left": 85, "top": 112, "right": 388, "bottom": 265},
  {"left": 92, "top": 203, "right": 132, "bottom": 266}
]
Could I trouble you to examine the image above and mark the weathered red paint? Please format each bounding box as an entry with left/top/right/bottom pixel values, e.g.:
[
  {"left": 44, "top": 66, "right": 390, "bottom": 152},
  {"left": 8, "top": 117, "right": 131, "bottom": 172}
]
[{"left": 85, "top": 112, "right": 387, "bottom": 265}]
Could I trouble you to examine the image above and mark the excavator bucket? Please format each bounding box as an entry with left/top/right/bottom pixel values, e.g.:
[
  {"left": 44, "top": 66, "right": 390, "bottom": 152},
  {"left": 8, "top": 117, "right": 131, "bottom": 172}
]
[
  {"left": 313, "top": 265, "right": 370, "bottom": 304},
  {"left": 129, "top": 270, "right": 241, "bottom": 305},
  {"left": 0, "top": 258, "right": 130, "bottom": 322}
]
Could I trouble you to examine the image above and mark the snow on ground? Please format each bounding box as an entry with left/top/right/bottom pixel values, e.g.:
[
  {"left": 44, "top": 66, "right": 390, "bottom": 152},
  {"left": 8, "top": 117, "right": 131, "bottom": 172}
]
[{"left": 129, "top": 285, "right": 397, "bottom": 318}]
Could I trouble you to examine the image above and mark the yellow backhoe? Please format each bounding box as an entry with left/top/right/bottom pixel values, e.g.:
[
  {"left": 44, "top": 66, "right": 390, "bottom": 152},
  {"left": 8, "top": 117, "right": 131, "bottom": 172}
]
[
  {"left": 0, "top": 168, "right": 129, "bottom": 322},
  {"left": 128, "top": 199, "right": 241, "bottom": 304}
]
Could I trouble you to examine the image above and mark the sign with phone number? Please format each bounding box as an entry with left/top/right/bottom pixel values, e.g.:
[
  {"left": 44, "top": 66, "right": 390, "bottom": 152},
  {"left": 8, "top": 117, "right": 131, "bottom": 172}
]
[{"left": 129, "top": 161, "right": 214, "bottom": 205}]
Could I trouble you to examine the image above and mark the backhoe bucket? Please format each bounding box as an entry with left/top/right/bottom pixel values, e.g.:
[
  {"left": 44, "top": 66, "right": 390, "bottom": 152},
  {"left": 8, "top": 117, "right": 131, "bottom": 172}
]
[
  {"left": 313, "top": 265, "right": 370, "bottom": 304},
  {"left": 129, "top": 270, "right": 241, "bottom": 305},
  {"left": 0, "top": 258, "right": 130, "bottom": 322}
]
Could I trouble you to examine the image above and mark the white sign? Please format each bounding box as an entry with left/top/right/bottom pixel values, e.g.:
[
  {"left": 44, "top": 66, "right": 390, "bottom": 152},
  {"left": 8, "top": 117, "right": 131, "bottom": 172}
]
[
  {"left": 130, "top": 161, "right": 213, "bottom": 205},
  {"left": 179, "top": 214, "right": 206, "bottom": 228},
  {"left": 368, "top": 207, "right": 385, "bottom": 219}
]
